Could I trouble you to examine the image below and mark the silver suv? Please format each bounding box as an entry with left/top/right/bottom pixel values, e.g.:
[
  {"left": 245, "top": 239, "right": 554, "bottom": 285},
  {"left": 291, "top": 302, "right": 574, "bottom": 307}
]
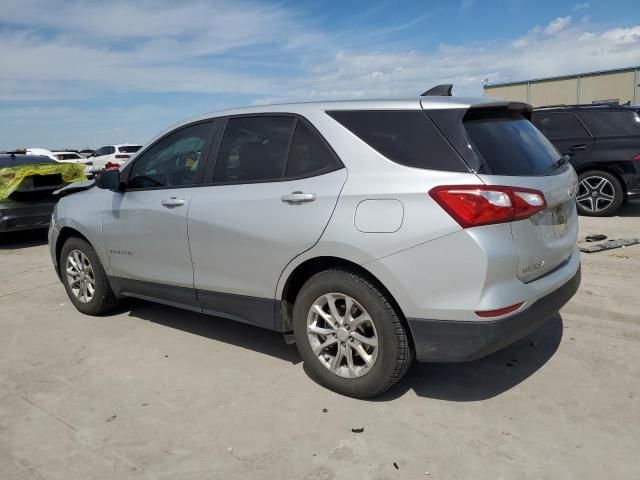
[{"left": 49, "top": 93, "right": 581, "bottom": 398}]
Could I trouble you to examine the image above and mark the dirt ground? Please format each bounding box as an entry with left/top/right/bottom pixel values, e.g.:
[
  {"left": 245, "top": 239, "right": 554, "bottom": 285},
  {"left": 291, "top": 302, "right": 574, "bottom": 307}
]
[{"left": 1, "top": 203, "right": 639, "bottom": 480}]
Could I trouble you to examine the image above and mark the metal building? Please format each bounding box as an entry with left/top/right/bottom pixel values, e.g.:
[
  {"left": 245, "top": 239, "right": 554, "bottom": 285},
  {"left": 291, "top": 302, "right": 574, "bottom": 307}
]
[{"left": 483, "top": 66, "right": 639, "bottom": 107}]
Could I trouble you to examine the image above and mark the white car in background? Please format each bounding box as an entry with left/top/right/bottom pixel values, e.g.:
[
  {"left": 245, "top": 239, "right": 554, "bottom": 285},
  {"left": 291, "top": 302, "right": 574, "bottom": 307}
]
[
  {"left": 89, "top": 144, "right": 142, "bottom": 172},
  {"left": 52, "top": 151, "right": 88, "bottom": 164},
  {"left": 52, "top": 151, "right": 93, "bottom": 176},
  {"left": 24, "top": 148, "right": 59, "bottom": 161}
]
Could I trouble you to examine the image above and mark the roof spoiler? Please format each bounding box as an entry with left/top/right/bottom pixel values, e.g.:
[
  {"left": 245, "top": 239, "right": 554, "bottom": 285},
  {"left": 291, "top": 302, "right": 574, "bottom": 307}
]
[{"left": 421, "top": 84, "right": 453, "bottom": 97}]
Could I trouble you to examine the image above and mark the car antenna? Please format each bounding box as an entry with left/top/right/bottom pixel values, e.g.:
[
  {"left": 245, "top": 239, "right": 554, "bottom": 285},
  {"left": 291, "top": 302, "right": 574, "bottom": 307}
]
[{"left": 421, "top": 84, "right": 453, "bottom": 96}]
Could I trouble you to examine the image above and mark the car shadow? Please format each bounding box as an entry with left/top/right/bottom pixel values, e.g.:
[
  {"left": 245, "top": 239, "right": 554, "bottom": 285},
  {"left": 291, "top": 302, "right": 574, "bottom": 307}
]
[
  {"left": 0, "top": 229, "right": 48, "bottom": 250},
  {"left": 124, "top": 298, "right": 562, "bottom": 401},
  {"left": 375, "top": 314, "right": 564, "bottom": 402},
  {"left": 616, "top": 201, "right": 640, "bottom": 217},
  {"left": 124, "top": 299, "right": 302, "bottom": 364}
]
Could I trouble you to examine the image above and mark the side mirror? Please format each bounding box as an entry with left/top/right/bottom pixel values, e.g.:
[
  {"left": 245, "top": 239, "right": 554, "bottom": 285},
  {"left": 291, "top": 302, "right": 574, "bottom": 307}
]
[{"left": 95, "top": 169, "right": 122, "bottom": 191}]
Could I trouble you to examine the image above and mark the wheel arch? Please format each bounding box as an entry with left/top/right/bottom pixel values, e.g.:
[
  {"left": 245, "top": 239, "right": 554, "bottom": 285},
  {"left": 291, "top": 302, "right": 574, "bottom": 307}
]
[
  {"left": 55, "top": 227, "right": 92, "bottom": 274},
  {"left": 574, "top": 163, "right": 628, "bottom": 195},
  {"left": 278, "top": 256, "right": 411, "bottom": 344}
]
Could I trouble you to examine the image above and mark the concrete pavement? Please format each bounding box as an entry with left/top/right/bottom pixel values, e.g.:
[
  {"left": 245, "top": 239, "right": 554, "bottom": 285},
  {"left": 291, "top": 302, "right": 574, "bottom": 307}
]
[{"left": 1, "top": 203, "right": 639, "bottom": 479}]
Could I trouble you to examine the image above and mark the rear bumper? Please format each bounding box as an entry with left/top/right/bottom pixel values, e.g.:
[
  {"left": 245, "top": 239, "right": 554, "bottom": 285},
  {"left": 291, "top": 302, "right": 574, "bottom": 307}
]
[
  {"left": 408, "top": 266, "right": 581, "bottom": 362},
  {"left": 0, "top": 200, "right": 55, "bottom": 232}
]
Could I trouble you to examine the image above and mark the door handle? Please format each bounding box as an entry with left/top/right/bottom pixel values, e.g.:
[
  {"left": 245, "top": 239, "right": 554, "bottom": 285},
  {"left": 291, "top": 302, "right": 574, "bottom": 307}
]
[
  {"left": 281, "top": 191, "right": 316, "bottom": 204},
  {"left": 161, "top": 197, "right": 186, "bottom": 208},
  {"left": 568, "top": 144, "right": 587, "bottom": 152}
]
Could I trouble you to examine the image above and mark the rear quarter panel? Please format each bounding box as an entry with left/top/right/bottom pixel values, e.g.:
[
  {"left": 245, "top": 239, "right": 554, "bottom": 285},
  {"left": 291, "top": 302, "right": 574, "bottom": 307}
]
[{"left": 275, "top": 109, "right": 481, "bottom": 298}]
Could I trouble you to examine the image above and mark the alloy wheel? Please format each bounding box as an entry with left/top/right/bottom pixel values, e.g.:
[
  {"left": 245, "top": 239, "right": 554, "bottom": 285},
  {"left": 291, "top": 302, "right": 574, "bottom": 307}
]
[
  {"left": 576, "top": 176, "right": 616, "bottom": 213},
  {"left": 65, "top": 249, "right": 96, "bottom": 304},
  {"left": 307, "top": 293, "right": 379, "bottom": 378}
]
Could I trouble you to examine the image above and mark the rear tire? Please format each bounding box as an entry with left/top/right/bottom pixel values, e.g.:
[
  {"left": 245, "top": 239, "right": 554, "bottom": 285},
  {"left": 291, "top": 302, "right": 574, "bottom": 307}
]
[
  {"left": 576, "top": 170, "right": 624, "bottom": 217},
  {"left": 293, "top": 269, "right": 413, "bottom": 398},
  {"left": 60, "top": 237, "right": 119, "bottom": 315}
]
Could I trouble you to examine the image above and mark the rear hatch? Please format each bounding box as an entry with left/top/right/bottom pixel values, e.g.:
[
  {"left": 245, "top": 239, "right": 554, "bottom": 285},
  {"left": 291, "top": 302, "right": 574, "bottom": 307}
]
[{"left": 426, "top": 103, "right": 579, "bottom": 283}]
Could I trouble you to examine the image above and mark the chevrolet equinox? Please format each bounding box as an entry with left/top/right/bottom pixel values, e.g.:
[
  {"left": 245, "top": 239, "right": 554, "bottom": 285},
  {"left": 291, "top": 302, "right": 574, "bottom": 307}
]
[{"left": 49, "top": 91, "right": 581, "bottom": 398}]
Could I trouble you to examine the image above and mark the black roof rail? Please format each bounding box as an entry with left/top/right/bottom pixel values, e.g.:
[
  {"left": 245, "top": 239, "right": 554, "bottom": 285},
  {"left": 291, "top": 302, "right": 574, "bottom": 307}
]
[
  {"left": 535, "top": 103, "right": 633, "bottom": 110},
  {"left": 535, "top": 104, "right": 567, "bottom": 109},
  {"left": 421, "top": 84, "right": 453, "bottom": 96}
]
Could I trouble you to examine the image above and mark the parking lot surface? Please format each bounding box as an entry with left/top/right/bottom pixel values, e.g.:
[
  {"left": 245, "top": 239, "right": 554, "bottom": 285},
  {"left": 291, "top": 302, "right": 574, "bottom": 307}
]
[{"left": 1, "top": 204, "right": 639, "bottom": 480}]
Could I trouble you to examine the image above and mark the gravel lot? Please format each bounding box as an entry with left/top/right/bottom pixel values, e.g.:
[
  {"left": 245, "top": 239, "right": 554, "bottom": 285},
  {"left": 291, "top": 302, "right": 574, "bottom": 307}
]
[{"left": 1, "top": 203, "right": 639, "bottom": 480}]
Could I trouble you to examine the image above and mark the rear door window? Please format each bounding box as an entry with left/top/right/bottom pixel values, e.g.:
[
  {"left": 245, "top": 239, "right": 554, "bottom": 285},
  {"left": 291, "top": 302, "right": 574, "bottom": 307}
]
[
  {"left": 577, "top": 110, "right": 640, "bottom": 137},
  {"left": 327, "top": 110, "right": 467, "bottom": 172},
  {"left": 531, "top": 112, "right": 589, "bottom": 139},
  {"left": 213, "top": 116, "right": 294, "bottom": 183},
  {"left": 464, "top": 112, "right": 563, "bottom": 176}
]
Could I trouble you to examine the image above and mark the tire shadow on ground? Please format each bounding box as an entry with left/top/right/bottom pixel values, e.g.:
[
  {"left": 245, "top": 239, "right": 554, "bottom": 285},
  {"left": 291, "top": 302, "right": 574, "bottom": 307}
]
[
  {"left": 0, "top": 229, "right": 48, "bottom": 250},
  {"left": 376, "top": 314, "right": 564, "bottom": 402}
]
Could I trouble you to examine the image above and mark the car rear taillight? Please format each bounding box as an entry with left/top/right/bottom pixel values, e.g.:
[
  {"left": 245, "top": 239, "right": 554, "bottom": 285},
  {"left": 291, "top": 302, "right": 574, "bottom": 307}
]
[
  {"left": 115, "top": 154, "right": 129, "bottom": 159},
  {"left": 632, "top": 153, "right": 640, "bottom": 161},
  {"left": 429, "top": 185, "right": 547, "bottom": 228},
  {"left": 104, "top": 162, "right": 120, "bottom": 170}
]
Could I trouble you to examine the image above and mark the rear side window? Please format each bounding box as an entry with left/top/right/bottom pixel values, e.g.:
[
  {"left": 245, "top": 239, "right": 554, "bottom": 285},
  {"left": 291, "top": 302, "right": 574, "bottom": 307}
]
[
  {"left": 119, "top": 145, "right": 142, "bottom": 153},
  {"left": 577, "top": 111, "right": 640, "bottom": 137},
  {"left": 214, "top": 117, "right": 294, "bottom": 183},
  {"left": 327, "top": 110, "right": 467, "bottom": 172},
  {"left": 464, "top": 112, "right": 562, "bottom": 176},
  {"left": 286, "top": 121, "right": 341, "bottom": 177},
  {"left": 531, "top": 112, "right": 589, "bottom": 139}
]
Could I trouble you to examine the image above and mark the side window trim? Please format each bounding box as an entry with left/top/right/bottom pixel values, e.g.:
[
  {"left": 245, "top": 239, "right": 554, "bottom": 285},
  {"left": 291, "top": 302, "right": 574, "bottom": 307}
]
[
  {"left": 201, "top": 113, "right": 344, "bottom": 185},
  {"left": 281, "top": 118, "right": 299, "bottom": 177},
  {"left": 121, "top": 119, "right": 218, "bottom": 191},
  {"left": 571, "top": 113, "right": 593, "bottom": 137}
]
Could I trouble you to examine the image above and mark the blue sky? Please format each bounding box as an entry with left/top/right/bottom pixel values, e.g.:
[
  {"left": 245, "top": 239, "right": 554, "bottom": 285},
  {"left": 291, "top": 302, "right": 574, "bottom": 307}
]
[{"left": 1, "top": 0, "right": 639, "bottom": 148}]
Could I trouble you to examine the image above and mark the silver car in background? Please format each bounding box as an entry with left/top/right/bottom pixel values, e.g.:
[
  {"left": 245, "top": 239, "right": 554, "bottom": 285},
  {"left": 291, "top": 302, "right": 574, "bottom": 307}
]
[{"left": 49, "top": 92, "right": 581, "bottom": 398}]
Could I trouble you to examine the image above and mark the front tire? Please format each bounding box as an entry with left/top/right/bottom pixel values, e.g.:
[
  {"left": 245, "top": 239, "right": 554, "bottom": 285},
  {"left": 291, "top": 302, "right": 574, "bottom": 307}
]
[
  {"left": 293, "top": 269, "right": 413, "bottom": 398},
  {"left": 576, "top": 170, "right": 624, "bottom": 217},
  {"left": 60, "top": 237, "right": 119, "bottom": 315}
]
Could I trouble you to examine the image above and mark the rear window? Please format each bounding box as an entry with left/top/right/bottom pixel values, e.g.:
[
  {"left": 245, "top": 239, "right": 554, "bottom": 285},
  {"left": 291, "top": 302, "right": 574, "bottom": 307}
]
[
  {"left": 577, "top": 111, "right": 640, "bottom": 137},
  {"left": 0, "top": 155, "right": 54, "bottom": 168},
  {"left": 327, "top": 110, "right": 466, "bottom": 172},
  {"left": 119, "top": 145, "right": 142, "bottom": 153},
  {"left": 464, "top": 112, "right": 563, "bottom": 176},
  {"left": 56, "top": 153, "right": 81, "bottom": 160}
]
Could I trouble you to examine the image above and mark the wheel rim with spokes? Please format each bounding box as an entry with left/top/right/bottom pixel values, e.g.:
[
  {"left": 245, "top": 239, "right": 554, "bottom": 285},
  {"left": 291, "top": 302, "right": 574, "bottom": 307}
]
[
  {"left": 306, "top": 293, "right": 379, "bottom": 379},
  {"left": 576, "top": 176, "right": 616, "bottom": 213},
  {"left": 65, "top": 249, "right": 96, "bottom": 303}
]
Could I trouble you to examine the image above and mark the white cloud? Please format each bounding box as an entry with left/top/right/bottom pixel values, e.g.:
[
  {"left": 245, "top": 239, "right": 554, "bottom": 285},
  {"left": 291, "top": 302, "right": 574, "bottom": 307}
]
[
  {"left": 574, "top": 2, "right": 591, "bottom": 11},
  {"left": 544, "top": 16, "right": 572, "bottom": 35},
  {"left": 1, "top": 1, "right": 640, "bottom": 146},
  {"left": 602, "top": 26, "right": 640, "bottom": 45}
]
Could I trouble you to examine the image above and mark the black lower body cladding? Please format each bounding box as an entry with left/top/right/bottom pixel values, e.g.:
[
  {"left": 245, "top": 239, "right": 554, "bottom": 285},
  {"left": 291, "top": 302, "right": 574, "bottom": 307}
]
[{"left": 407, "top": 266, "right": 581, "bottom": 362}]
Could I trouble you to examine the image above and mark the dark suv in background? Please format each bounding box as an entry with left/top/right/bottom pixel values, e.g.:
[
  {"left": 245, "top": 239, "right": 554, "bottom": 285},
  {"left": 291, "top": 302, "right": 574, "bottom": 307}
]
[{"left": 531, "top": 105, "right": 640, "bottom": 216}]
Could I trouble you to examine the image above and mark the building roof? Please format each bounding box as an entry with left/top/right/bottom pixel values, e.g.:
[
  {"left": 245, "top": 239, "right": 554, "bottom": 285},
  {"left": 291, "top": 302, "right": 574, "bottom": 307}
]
[{"left": 485, "top": 66, "right": 640, "bottom": 89}]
